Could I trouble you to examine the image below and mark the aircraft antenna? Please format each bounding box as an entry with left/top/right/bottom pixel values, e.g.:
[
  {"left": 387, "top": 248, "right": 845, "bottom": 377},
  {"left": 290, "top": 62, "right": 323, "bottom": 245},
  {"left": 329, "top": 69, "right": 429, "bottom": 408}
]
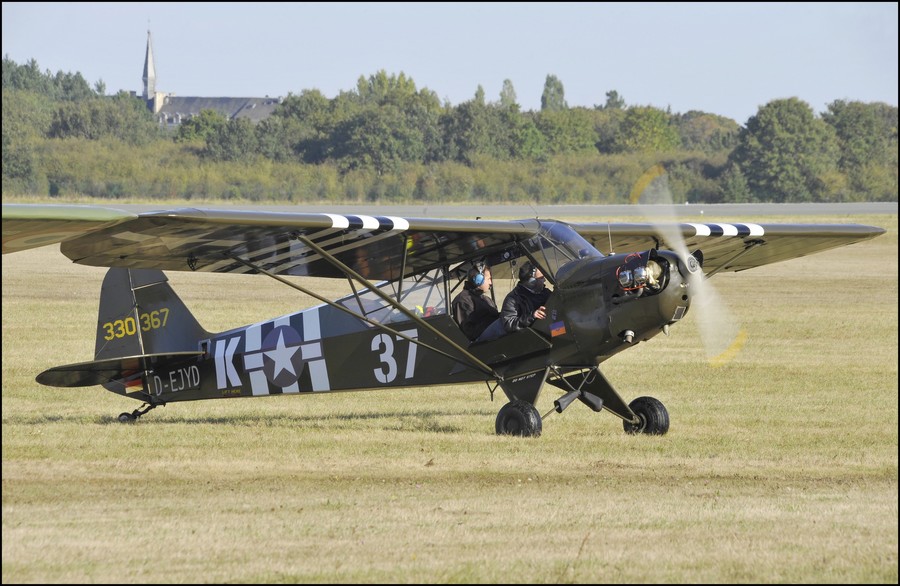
[{"left": 607, "top": 221, "right": 614, "bottom": 255}]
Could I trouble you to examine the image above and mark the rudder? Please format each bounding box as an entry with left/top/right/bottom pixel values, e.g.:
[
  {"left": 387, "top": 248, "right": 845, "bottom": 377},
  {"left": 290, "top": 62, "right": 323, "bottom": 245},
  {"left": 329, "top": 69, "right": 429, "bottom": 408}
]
[{"left": 95, "top": 268, "right": 208, "bottom": 361}]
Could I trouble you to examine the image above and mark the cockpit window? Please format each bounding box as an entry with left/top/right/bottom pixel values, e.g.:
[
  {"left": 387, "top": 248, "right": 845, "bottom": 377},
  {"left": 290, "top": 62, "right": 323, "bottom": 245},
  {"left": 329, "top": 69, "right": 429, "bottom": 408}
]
[
  {"left": 337, "top": 268, "right": 447, "bottom": 325},
  {"left": 523, "top": 221, "right": 604, "bottom": 279}
]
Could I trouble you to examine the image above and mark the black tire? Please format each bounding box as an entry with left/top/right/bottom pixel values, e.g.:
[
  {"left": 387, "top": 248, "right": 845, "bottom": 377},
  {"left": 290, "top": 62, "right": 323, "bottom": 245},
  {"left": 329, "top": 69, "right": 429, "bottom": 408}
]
[
  {"left": 622, "top": 396, "right": 669, "bottom": 435},
  {"left": 118, "top": 412, "right": 136, "bottom": 423},
  {"left": 495, "top": 400, "right": 542, "bottom": 437}
]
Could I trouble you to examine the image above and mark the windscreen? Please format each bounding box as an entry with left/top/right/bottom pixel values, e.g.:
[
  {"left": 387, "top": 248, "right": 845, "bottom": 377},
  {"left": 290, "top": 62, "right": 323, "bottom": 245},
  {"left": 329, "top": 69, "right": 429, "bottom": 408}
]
[{"left": 523, "top": 221, "right": 604, "bottom": 279}]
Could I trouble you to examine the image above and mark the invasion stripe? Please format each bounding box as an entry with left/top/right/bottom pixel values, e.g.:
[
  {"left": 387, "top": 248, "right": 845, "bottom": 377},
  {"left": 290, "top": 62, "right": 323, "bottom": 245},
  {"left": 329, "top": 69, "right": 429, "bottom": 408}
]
[
  {"left": 324, "top": 213, "right": 409, "bottom": 232},
  {"left": 266, "top": 221, "right": 406, "bottom": 275},
  {"left": 736, "top": 223, "right": 765, "bottom": 236},
  {"left": 346, "top": 215, "right": 380, "bottom": 230},
  {"left": 303, "top": 309, "right": 330, "bottom": 392},
  {"left": 324, "top": 213, "right": 350, "bottom": 229},
  {"left": 379, "top": 216, "right": 410, "bottom": 231},
  {"left": 245, "top": 323, "right": 270, "bottom": 396},
  {"left": 203, "top": 225, "right": 343, "bottom": 273},
  {"left": 686, "top": 223, "right": 765, "bottom": 237},
  {"left": 711, "top": 223, "right": 738, "bottom": 236},
  {"left": 687, "top": 223, "right": 711, "bottom": 236}
]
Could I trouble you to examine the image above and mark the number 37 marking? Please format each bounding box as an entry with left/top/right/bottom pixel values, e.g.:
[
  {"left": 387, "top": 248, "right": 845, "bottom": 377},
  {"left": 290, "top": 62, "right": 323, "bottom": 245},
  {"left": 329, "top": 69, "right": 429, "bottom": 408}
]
[{"left": 371, "top": 329, "right": 418, "bottom": 384}]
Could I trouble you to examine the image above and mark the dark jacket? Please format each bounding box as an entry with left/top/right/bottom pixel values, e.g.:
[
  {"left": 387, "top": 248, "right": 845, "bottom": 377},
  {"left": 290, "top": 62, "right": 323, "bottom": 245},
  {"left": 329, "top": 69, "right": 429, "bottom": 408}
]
[
  {"left": 500, "top": 281, "right": 551, "bottom": 333},
  {"left": 452, "top": 286, "right": 500, "bottom": 341}
]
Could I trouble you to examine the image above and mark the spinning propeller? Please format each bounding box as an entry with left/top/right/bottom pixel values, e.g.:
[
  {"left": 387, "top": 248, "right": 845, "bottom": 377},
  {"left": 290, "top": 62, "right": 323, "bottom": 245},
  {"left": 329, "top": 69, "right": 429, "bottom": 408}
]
[{"left": 630, "top": 165, "right": 746, "bottom": 366}]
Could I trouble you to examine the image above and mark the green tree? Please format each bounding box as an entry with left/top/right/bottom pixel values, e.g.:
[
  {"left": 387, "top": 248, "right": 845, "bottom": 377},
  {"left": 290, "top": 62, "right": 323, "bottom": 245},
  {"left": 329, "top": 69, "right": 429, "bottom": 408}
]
[
  {"left": 331, "top": 105, "right": 427, "bottom": 174},
  {"left": 499, "top": 79, "right": 518, "bottom": 111},
  {"left": 535, "top": 108, "right": 598, "bottom": 155},
  {"left": 356, "top": 70, "right": 418, "bottom": 107},
  {"left": 277, "top": 89, "right": 331, "bottom": 120},
  {"left": 176, "top": 109, "right": 227, "bottom": 143},
  {"left": 47, "top": 92, "right": 156, "bottom": 144},
  {"left": 718, "top": 165, "right": 752, "bottom": 202},
  {"left": 540, "top": 74, "right": 567, "bottom": 112},
  {"left": 822, "top": 100, "right": 898, "bottom": 200},
  {"left": 474, "top": 85, "right": 486, "bottom": 105},
  {"left": 592, "top": 107, "right": 626, "bottom": 154},
  {"left": 404, "top": 90, "right": 444, "bottom": 163},
  {"left": 823, "top": 100, "right": 896, "bottom": 170},
  {"left": 597, "top": 89, "right": 625, "bottom": 110},
  {"left": 2, "top": 88, "right": 55, "bottom": 139},
  {"left": 205, "top": 118, "right": 259, "bottom": 162},
  {"left": 318, "top": 72, "right": 443, "bottom": 170},
  {"left": 510, "top": 114, "right": 547, "bottom": 159},
  {"left": 675, "top": 111, "right": 740, "bottom": 152},
  {"left": 612, "top": 106, "right": 680, "bottom": 153},
  {"left": 2, "top": 86, "right": 56, "bottom": 190},
  {"left": 255, "top": 115, "right": 300, "bottom": 163},
  {"left": 2, "top": 56, "right": 97, "bottom": 101},
  {"left": 441, "top": 99, "right": 513, "bottom": 164},
  {"left": 3, "top": 57, "right": 53, "bottom": 95},
  {"left": 729, "top": 98, "right": 839, "bottom": 202},
  {"left": 273, "top": 89, "right": 340, "bottom": 163}
]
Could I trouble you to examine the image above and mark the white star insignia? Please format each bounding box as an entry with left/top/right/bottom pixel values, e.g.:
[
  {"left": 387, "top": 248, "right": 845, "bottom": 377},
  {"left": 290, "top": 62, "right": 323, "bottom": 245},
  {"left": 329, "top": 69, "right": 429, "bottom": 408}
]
[{"left": 264, "top": 331, "right": 299, "bottom": 378}]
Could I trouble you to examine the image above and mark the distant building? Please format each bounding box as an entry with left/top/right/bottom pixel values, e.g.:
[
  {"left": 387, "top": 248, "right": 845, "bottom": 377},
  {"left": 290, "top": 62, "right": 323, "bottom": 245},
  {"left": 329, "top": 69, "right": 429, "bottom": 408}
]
[{"left": 141, "top": 30, "right": 281, "bottom": 128}]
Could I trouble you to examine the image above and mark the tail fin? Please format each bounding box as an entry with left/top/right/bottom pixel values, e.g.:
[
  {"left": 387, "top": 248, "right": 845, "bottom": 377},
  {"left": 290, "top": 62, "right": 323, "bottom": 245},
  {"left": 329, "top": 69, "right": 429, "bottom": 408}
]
[{"left": 94, "top": 268, "right": 208, "bottom": 360}]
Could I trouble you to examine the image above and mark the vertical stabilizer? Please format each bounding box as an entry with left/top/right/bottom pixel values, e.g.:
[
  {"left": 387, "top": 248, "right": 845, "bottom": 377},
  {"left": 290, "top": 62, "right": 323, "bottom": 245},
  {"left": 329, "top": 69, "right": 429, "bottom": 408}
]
[{"left": 94, "top": 268, "right": 208, "bottom": 361}]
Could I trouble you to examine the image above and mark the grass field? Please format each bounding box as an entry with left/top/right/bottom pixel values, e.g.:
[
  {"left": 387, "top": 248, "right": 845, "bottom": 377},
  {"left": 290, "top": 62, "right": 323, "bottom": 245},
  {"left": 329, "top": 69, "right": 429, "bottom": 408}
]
[{"left": 2, "top": 212, "right": 897, "bottom": 583}]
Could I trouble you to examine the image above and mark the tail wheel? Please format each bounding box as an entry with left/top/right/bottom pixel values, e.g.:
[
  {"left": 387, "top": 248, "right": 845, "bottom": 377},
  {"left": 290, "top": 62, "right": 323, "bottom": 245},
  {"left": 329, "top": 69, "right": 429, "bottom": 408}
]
[
  {"left": 116, "top": 403, "right": 158, "bottom": 424},
  {"left": 496, "top": 400, "right": 542, "bottom": 437},
  {"left": 623, "top": 396, "right": 669, "bottom": 435},
  {"left": 117, "top": 412, "right": 137, "bottom": 423}
]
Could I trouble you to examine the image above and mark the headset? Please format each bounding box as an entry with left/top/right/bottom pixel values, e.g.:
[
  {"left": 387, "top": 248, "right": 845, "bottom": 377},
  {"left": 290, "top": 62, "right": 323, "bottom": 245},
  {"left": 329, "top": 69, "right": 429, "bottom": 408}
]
[
  {"left": 518, "top": 261, "right": 537, "bottom": 282},
  {"left": 470, "top": 264, "right": 486, "bottom": 287}
]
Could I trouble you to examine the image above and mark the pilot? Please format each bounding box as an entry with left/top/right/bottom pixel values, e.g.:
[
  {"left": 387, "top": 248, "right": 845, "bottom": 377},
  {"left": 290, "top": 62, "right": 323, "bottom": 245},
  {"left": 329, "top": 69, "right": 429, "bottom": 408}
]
[
  {"left": 475, "top": 261, "right": 551, "bottom": 343},
  {"left": 452, "top": 265, "right": 500, "bottom": 341}
]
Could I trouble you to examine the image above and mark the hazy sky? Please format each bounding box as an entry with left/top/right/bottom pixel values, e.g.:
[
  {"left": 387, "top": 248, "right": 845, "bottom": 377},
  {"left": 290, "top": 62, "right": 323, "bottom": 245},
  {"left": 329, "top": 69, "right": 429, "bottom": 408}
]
[{"left": 3, "top": 2, "right": 897, "bottom": 123}]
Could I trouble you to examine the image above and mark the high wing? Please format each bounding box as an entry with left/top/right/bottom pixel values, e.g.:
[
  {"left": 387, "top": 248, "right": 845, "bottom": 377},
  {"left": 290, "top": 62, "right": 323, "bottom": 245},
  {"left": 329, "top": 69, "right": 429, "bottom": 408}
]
[
  {"left": 7, "top": 206, "right": 542, "bottom": 279},
  {"left": 1, "top": 205, "right": 885, "bottom": 278},
  {"left": 572, "top": 221, "right": 886, "bottom": 273},
  {"left": 2, "top": 204, "right": 136, "bottom": 254}
]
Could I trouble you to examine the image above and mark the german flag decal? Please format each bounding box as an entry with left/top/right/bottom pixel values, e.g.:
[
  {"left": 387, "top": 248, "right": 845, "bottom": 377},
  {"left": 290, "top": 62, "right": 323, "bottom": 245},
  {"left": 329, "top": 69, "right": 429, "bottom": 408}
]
[{"left": 551, "top": 321, "right": 567, "bottom": 337}]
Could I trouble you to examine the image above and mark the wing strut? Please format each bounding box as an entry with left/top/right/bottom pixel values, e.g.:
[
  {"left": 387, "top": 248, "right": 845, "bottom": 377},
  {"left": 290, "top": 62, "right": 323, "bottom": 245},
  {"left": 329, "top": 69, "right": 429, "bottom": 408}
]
[
  {"left": 227, "top": 253, "right": 497, "bottom": 379},
  {"left": 294, "top": 235, "right": 499, "bottom": 377}
]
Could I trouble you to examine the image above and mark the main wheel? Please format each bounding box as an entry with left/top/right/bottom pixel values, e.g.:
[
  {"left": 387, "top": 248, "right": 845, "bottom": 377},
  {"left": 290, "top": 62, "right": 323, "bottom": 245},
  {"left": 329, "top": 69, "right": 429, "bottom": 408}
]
[
  {"left": 495, "top": 400, "right": 542, "bottom": 437},
  {"left": 623, "top": 396, "right": 669, "bottom": 435},
  {"left": 118, "top": 412, "right": 136, "bottom": 423}
]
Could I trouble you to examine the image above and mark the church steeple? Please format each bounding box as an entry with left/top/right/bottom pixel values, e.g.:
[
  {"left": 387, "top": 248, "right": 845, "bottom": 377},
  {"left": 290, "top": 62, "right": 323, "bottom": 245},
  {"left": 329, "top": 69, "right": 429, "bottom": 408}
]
[{"left": 142, "top": 30, "right": 156, "bottom": 100}]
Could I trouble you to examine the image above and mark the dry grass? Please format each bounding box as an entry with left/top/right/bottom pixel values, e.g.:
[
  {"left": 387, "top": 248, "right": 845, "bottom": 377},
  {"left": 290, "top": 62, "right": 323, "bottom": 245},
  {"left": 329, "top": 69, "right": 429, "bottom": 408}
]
[{"left": 2, "top": 212, "right": 897, "bottom": 583}]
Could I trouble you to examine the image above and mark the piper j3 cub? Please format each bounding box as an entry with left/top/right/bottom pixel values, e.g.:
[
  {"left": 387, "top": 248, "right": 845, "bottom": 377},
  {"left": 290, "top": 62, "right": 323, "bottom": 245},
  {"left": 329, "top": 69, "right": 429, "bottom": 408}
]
[{"left": 1, "top": 204, "right": 884, "bottom": 437}]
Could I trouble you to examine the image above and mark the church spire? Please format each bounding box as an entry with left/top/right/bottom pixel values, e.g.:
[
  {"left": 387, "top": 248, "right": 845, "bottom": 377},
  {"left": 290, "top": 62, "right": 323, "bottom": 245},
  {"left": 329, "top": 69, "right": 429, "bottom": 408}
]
[{"left": 142, "top": 30, "right": 156, "bottom": 100}]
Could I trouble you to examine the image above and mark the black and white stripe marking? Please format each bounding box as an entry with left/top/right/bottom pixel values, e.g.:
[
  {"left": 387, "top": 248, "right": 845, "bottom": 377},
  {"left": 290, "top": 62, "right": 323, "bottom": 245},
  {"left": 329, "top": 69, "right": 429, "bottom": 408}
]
[{"left": 686, "top": 223, "right": 764, "bottom": 237}]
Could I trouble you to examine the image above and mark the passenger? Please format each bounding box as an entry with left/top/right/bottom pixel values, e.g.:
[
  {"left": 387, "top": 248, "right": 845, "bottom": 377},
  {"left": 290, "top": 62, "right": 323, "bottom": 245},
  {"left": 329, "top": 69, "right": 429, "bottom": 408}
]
[
  {"left": 452, "top": 266, "right": 500, "bottom": 341},
  {"left": 475, "top": 261, "right": 551, "bottom": 343}
]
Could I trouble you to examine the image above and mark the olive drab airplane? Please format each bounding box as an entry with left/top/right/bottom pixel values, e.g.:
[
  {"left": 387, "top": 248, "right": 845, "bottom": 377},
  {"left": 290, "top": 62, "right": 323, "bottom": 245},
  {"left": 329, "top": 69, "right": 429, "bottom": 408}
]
[{"left": 1, "top": 203, "right": 885, "bottom": 437}]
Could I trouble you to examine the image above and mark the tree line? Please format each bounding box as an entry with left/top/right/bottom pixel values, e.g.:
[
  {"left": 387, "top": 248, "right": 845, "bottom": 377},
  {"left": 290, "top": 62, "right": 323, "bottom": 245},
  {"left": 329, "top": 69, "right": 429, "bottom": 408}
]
[{"left": 2, "top": 57, "right": 897, "bottom": 203}]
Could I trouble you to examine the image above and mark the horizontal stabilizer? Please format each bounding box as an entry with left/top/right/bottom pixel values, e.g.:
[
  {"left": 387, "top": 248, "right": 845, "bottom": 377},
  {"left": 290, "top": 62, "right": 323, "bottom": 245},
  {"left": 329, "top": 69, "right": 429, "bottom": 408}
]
[{"left": 37, "top": 351, "right": 204, "bottom": 388}]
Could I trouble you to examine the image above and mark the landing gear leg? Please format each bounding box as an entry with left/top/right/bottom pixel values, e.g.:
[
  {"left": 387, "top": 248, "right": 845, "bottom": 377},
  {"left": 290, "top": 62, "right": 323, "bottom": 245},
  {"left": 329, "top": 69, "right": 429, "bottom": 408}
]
[{"left": 117, "top": 403, "right": 159, "bottom": 423}]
